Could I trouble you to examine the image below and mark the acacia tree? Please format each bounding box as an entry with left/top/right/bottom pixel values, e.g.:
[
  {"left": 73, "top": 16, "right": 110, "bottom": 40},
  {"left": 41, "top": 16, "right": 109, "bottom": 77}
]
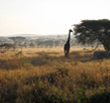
[
  {"left": 73, "top": 19, "right": 110, "bottom": 51},
  {"left": 9, "top": 36, "right": 26, "bottom": 43},
  {"left": 9, "top": 36, "right": 26, "bottom": 50},
  {"left": 0, "top": 43, "right": 15, "bottom": 53}
]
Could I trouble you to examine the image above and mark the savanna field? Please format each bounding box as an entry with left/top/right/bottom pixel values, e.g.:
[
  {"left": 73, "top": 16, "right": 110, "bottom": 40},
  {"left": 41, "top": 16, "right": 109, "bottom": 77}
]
[{"left": 0, "top": 47, "right": 110, "bottom": 103}]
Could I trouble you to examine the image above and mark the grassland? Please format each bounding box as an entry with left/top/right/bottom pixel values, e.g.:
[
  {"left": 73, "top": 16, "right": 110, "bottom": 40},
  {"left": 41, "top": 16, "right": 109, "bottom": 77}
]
[{"left": 0, "top": 47, "right": 110, "bottom": 103}]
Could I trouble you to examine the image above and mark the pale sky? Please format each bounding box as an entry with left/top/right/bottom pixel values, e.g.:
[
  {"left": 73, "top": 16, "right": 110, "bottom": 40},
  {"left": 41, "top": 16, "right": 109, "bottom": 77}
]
[{"left": 0, "top": 0, "right": 110, "bottom": 36}]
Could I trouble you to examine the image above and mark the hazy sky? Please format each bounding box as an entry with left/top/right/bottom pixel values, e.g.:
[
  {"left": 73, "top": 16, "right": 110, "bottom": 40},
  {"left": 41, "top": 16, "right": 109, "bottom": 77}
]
[{"left": 0, "top": 0, "right": 110, "bottom": 36}]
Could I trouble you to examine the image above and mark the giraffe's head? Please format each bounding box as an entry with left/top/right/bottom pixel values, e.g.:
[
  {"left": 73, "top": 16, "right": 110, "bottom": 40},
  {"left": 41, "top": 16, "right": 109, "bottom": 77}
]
[{"left": 69, "top": 29, "right": 73, "bottom": 32}]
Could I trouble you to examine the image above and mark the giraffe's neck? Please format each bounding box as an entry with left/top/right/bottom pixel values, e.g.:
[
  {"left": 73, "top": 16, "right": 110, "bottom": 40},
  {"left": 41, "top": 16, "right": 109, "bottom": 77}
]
[{"left": 67, "top": 31, "right": 71, "bottom": 43}]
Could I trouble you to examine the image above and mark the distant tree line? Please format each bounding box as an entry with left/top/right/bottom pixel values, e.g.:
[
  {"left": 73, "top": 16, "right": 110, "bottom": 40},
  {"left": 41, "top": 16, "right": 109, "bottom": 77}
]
[
  {"left": 0, "top": 36, "right": 77, "bottom": 52},
  {"left": 23, "top": 40, "right": 77, "bottom": 48}
]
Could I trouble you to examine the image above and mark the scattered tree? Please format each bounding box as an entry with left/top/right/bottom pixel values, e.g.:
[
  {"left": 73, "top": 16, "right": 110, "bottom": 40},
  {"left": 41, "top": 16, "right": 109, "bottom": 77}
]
[
  {"left": 0, "top": 43, "right": 15, "bottom": 53},
  {"left": 73, "top": 19, "right": 110, "bottom": 51},
  {"left": 9, "top": 36, "right": 26, "bottom": 43},
  {"left": 29, "top": 42, "right": 35, "bottom": 48},
  {"left": 9, "top": 36, "right": 26, "bottom": 50}
]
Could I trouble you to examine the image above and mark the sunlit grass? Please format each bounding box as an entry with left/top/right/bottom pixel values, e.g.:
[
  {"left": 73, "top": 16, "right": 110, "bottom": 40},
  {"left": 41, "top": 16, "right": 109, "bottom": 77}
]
[{"left": 0, "top": 47, "right": 110, "bottom": 103}]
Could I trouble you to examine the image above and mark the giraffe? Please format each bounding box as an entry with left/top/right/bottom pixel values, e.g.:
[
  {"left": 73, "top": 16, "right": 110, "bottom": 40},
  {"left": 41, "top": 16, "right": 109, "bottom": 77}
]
[{"left": 64, "top": 29, "right": 73, "bottom": 57}]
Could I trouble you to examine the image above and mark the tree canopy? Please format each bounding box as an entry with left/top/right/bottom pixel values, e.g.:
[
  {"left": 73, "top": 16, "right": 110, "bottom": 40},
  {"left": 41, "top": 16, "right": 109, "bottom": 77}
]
[
  {"left": 9, "top": 36, "right": 26, "bottom": 42},
  {"left": 73, "top": 19, "right": 110, "bottom": 51}
]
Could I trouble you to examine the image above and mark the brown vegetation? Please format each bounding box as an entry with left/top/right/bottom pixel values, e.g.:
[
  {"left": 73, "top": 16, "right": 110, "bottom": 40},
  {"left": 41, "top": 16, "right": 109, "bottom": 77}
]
[{"left": 0, "top": 47, "right": 110, "bottom": 103}]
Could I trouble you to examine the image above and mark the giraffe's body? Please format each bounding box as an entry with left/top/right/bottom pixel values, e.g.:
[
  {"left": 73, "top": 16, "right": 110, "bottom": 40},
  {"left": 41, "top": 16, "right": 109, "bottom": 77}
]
[{"left": 64, "top": 29, "right": 72, "bottom": 56}]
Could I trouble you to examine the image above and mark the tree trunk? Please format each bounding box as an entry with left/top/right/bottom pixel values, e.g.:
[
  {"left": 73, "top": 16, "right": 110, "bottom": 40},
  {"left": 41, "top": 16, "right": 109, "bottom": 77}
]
[{"left": 103, "top": 42, "right": 110, "bottom": 51}]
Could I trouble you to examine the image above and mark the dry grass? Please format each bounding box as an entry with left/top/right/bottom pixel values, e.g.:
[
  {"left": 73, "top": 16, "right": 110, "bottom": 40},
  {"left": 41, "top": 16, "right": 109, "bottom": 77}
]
[{"left": 0, "top": 47, "right": 110, "bottom": 103}]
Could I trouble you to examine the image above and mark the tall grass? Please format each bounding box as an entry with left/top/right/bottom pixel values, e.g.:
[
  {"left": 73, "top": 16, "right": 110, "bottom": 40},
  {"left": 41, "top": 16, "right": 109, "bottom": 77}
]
[{"left": 0, "top": 48, "right": 110, "bottom": 103}]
